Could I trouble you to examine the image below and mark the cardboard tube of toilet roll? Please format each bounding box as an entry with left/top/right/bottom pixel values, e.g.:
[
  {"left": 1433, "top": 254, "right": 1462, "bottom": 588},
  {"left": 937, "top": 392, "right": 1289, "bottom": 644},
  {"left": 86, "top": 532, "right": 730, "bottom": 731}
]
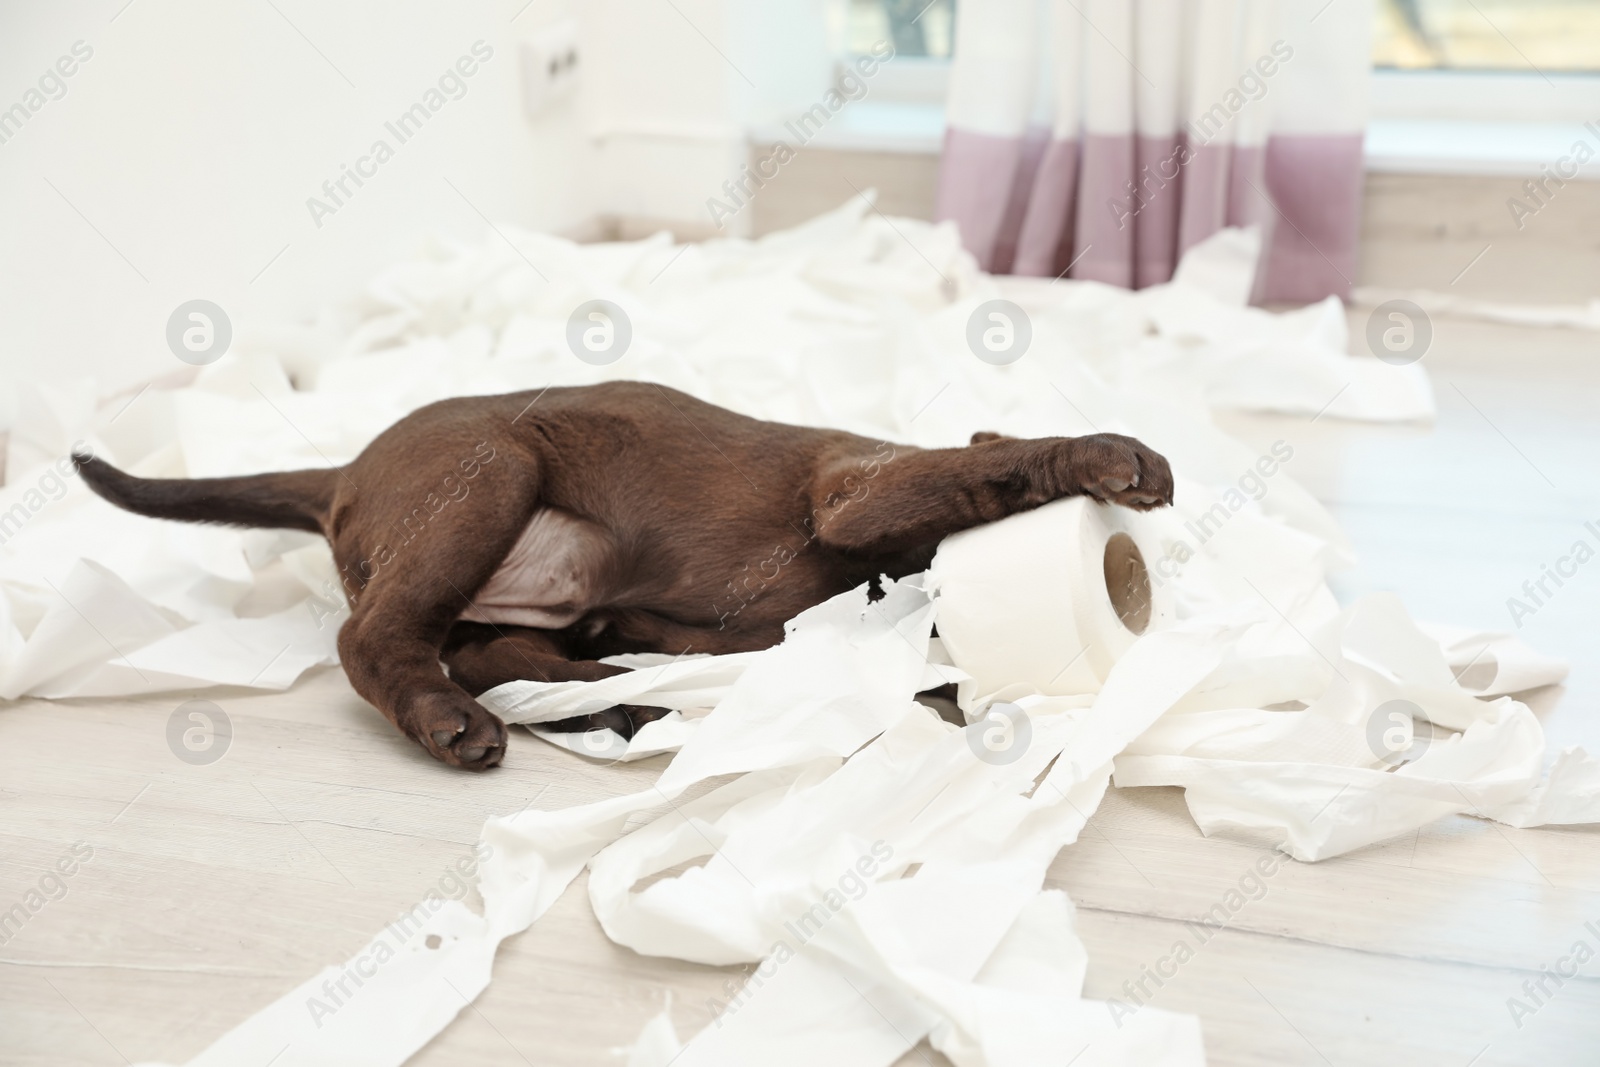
[{"left": 927, "top": 497, "right": 1172, "bottom": 709}]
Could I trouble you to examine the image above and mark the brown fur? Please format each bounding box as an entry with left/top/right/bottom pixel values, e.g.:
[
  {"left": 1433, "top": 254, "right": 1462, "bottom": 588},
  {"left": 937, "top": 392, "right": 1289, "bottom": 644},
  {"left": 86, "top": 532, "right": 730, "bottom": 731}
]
[{"left": 75, "top": 381, "right": 1173, "bottom": 771}]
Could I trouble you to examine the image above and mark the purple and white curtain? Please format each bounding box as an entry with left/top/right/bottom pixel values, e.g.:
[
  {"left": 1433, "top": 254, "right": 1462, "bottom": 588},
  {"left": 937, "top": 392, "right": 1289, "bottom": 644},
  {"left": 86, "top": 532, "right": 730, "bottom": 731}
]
[{"left": 935, "top": 0, "right": 1371, "bottom": 303}]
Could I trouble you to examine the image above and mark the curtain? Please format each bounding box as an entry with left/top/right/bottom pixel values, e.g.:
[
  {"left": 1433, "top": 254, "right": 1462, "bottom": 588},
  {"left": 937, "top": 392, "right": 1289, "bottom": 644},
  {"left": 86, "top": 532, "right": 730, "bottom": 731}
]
[{"left": 934, "top": 0, "right": 1372, "bottom": 303}]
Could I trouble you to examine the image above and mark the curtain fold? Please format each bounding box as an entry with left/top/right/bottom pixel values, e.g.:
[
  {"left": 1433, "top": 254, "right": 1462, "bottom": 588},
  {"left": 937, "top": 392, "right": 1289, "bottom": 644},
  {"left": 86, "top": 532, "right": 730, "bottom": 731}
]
[{"left": 935, "top": 0, "right": 1372, "bottom": 303}]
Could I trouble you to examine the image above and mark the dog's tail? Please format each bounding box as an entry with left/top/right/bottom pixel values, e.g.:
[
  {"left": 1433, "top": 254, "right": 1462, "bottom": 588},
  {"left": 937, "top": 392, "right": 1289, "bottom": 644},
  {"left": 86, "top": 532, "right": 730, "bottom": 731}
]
[{"left": 74, "top": 452, "right": 337, "bottom": 534}]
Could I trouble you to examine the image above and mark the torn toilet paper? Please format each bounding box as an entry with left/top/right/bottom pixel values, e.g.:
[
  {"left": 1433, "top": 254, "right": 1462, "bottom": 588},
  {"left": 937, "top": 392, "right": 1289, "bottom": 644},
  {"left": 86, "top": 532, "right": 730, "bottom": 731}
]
[{"left": 5, "top": 198, "right": 1586, "bottom": 1066}]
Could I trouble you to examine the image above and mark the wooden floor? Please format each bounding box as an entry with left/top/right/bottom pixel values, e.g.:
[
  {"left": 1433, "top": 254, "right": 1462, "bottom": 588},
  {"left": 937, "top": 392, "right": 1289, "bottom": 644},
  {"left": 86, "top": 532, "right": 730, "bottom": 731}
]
[{"left": 3, "top": 311, "right": 1599, "bottom": 1066}]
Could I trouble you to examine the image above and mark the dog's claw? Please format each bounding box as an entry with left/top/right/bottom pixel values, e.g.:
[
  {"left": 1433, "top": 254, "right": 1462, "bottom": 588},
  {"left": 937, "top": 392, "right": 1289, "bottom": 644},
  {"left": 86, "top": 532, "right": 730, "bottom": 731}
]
[
  {"left": 407, "top": 692, "right": 507, "bottom": 771},
  {"left": 1061, "top": 433, "right": 1174, "bottom": 512}
]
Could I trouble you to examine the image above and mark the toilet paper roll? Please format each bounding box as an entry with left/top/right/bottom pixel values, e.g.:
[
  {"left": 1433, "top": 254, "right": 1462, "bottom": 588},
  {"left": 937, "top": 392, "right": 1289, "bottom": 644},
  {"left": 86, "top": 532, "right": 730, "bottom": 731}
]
[{"left": 927, "top": 497, "right": 1173, "bottom": 709}]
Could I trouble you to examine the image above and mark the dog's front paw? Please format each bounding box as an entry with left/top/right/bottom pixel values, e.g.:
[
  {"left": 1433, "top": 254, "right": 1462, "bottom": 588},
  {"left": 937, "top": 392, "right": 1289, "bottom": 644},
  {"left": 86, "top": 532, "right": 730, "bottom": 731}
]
[
  {"left": 1063, "top": 433, "right": 1174, "bottom": 510},
  {"left": 402, "top": 690, "right": 508, "bottom": 770}
]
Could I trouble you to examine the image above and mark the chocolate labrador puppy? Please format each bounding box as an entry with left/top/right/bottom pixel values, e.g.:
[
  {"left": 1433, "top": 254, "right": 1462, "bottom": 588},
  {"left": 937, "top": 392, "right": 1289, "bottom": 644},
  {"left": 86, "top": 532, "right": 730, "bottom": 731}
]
[{"left": 76, "top": 381, "right": 1172, "bottom": 771}]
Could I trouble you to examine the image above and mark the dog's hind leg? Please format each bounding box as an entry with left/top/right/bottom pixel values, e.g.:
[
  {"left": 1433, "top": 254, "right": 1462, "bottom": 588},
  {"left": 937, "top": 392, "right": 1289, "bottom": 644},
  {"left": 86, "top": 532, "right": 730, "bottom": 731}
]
[
  {"left": 441, "top": 622, "right": 623, "bottom": 693},
  {"left": 440, "top": 609, "right": 790, "bottom": 743},
  {"left": 331, "top": 438, "right": 549, "bottom": 771},
  {"left": 440, "top": 623, "right": 672, "bottom": 738}
]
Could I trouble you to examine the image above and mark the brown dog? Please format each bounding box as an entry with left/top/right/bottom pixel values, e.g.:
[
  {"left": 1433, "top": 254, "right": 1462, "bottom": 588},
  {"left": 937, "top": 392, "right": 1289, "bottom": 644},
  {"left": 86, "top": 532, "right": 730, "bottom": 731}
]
[{"left": 75, "top": 381, "right": 1173, "bottom": 771}]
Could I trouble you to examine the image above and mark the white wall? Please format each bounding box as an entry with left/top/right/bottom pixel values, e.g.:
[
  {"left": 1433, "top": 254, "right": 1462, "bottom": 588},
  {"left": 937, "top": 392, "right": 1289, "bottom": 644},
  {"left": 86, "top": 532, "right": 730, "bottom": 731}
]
[
  {"left": 0, "top": 0, "right": 598, "bottom": 400},
  {"left": 583, "top": 0, "right": 833, "bottom": 235},
  {"left": 0, "top": 0, "right": 842, "bottom": 405}
]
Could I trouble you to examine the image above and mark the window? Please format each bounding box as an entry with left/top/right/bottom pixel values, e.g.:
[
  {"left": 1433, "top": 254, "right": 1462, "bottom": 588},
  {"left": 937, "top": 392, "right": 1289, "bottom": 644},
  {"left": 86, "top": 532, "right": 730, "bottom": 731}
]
[
  {"left": 1366, "top": 0, "right": 1600, "bottom": 180},
  {"left": 1373, "top": 0, "right": 1600, "bottom": 72},
  {"left": 813, "top": 0, "right": 1600, "bottom": 165},
  {"left": 840, "top": 0, "right": 956, "bottom": 59},
  {"left": 1367, "top": 0, "right": 1600, "bottom": 174}
]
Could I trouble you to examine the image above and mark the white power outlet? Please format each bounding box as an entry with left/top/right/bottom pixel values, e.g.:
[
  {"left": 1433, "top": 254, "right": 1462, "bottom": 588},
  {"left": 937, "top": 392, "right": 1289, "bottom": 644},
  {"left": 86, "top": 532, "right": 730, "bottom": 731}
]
[{"left": 520, "top": 19, "right": 580, "bottom": 118}]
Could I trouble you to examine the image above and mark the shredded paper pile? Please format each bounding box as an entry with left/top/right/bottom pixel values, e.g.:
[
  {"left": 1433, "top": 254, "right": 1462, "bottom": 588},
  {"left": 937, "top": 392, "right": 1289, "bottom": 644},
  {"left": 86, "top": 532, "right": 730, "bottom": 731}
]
[{"left": 2, "top": 199, "right": 1595, "bottom": 1066}]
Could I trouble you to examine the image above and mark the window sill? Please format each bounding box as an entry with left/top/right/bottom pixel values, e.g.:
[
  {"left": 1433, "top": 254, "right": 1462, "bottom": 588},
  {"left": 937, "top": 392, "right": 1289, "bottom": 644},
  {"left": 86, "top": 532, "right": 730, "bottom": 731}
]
[
  {"left": 1365, "top": 119, "right": 1600, "bottom": 179},
  {"left": 749, "top": 101, "right": 945, "bottom": 154}
]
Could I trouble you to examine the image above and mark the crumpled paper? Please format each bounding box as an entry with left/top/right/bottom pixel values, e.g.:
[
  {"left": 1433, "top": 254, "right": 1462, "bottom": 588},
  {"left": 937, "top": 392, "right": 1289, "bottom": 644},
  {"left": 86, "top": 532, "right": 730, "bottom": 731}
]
[
  {"left": 2, "top": 203, "right": 1427, "bottom": 704},
  {"left": 141, "top": 576, "right": 1225, "bottom": 1067},
  {"left": 6, "top": 197, "right": 1584, "bottom": 1066},
  {"left": 134, "top": 550, "right": 1594, "bottom": 1067},
  {"left": 1112, "top": 592, "right": 1596, "bottom": 861}
]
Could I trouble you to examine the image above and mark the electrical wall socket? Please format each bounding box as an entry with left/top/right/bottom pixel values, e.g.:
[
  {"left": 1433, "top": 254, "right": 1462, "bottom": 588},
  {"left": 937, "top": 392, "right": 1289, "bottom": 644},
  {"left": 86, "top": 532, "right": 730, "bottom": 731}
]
[{"left": 520, "top": 19, "right": 580, "bottom": 118}]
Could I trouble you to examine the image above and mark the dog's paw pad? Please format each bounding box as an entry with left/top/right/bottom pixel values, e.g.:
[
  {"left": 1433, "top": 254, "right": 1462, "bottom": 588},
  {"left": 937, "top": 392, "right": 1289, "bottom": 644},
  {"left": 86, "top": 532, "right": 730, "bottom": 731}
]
[
  {"left": 405, "top": 693, "right": 507, "bottom": 771},
  {"left": 1066, "top": 434, "right": 1175, "bottom": 511}
]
